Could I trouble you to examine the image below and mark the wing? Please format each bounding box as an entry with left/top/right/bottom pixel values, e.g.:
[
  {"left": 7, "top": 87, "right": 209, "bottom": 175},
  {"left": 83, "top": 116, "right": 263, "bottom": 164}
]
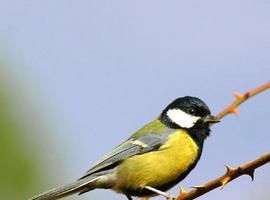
[{"left": 79, "top": 126, "right": 174, "bottom": 179}]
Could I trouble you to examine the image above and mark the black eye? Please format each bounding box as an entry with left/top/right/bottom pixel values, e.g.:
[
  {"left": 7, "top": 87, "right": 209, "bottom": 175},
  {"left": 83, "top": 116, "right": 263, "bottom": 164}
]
[{"left": 188, "top": 108, "right": 196, "bottom": 115}]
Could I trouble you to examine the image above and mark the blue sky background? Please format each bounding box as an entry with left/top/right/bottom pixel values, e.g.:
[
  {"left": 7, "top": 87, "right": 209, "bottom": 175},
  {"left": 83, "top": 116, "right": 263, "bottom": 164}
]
[{"left": 0, "top": 1, "right": 269, "bottom": 200}]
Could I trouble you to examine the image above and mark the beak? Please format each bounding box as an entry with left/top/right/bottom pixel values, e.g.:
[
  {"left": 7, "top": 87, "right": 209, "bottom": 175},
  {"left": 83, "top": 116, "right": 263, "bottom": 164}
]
[{"left": 204, "top": 115, "right": 220, "bottom": 124}]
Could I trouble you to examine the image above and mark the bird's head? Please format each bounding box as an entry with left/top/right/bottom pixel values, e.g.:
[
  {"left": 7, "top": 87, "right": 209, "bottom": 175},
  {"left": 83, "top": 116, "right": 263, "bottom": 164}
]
[{"left": 160, "top": 96, "right": 219, "bottom": 130}]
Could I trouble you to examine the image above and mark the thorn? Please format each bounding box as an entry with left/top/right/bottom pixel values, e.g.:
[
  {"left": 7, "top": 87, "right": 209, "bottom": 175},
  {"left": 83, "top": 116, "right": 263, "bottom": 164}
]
[
  {"left": 225, "top": 164, "right": 237, "bottom": 174},
  {"left": 245, "top": 169, "right": 255, "bottom": 181},
  {"left": 243, "top": 92, "right": 251, "bottom": 99},
  {"left": 179, "top": 186, "right": 188, "bottom": 196},
  {"left": 220, "top": 164, "right": 236, "bottom": 189},
  {"left": 177, "top": 187, "right": 188, "bottom": 200},
  {"left": 191, "top": 184, "right": 206, "bottom": 189},
  {"left": 230, "top": 106, "right": 239, "bottom": 115},
  {"left": 220, "top": 176, "right": 231, "bottom": 189},
  {"left": 233, "top": 92, "right": 243, "bottom": 100}
]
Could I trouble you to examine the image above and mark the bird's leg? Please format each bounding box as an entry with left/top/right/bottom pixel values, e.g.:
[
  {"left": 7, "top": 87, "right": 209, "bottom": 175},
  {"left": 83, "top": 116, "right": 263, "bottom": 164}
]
[
  {"left": 125, "top": 194, "right": 133, "bottom": 200},
  {"left": 144, "top": 186, "right": 176, "bottom": 200}
]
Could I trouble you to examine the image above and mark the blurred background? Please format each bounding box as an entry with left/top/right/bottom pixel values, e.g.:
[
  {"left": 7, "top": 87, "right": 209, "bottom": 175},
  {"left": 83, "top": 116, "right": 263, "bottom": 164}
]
[{"left": 0, "top": 1, "right": 269, "bottom": 200}]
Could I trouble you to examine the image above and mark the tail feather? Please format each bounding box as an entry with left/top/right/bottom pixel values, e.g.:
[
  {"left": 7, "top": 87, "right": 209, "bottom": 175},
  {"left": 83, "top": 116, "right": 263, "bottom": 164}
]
[{"left": 29, "top": 176, "right": 99, "bottom": 200}]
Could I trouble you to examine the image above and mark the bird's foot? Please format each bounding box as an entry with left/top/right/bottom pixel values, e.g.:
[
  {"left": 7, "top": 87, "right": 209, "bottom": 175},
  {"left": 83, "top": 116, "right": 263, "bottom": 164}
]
[{"left": 144, "top": 186, "right": 176, "bottom": 200}]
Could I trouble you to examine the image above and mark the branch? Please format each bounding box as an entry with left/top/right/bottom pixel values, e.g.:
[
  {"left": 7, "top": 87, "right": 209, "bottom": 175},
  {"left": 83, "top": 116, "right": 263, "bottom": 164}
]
[
  {"left": 176, "top": 152, "right": 270, "bottom": 200},
  {"left": 215, "top": 81, "right": 270, "bottom": 120},
  {"left": 174, "top": 81, "right": 270, "bottom": 200}
]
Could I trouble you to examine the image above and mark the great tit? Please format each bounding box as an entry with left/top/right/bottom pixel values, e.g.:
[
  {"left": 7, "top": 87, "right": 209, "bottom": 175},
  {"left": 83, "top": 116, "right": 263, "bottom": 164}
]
[{"left": 30, "top": 96, "right": 219, "bottom": 200}]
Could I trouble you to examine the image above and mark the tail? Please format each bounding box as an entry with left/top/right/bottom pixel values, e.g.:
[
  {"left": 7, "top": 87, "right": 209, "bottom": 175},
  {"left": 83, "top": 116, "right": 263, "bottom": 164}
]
[{"left": 29, "top": 176, "right": 100, "bottom": 200}]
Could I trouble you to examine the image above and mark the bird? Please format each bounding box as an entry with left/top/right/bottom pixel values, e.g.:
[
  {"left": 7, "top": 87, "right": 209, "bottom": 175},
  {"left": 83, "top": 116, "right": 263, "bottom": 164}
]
[{"left": 30, "top": 96, "right": 219, "bottom": 200}]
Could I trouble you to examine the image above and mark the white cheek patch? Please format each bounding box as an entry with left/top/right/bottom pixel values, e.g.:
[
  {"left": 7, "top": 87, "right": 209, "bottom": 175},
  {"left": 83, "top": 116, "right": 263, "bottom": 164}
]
[{"left": 167, "top": 108, "right": 200, "bottom": 128}]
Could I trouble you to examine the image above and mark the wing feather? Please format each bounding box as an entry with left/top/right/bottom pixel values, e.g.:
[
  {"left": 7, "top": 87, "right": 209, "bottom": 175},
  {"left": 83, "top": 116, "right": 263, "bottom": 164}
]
[{"left": 79, "top": 128, "right": 174, "bottom": 179}]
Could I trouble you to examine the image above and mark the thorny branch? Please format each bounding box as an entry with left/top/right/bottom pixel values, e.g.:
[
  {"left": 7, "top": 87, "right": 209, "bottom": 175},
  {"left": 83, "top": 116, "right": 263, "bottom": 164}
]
[
  {"left": 175, "top": 81, "right": 270, "bottom": 200},
  {"left": 176, "top": 152, "right": 270, "bottom": 200},
  {"left": 215, "top": 81, "right": 270, "bottom": 120}
]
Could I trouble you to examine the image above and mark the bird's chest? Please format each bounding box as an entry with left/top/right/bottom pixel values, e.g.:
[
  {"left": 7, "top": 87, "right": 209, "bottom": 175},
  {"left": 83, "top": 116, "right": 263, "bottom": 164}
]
[
  {"left": 151, "top": 131, "right": 200, "bottom": 184},
  {"left": 116, "top": 131, "right": 200, "bottom": 192}
]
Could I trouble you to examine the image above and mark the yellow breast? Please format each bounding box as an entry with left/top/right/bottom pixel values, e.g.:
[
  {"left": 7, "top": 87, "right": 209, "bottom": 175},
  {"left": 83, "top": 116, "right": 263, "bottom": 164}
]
[{"left": 115, "top": 130, "right": 199, "bottom": 192}]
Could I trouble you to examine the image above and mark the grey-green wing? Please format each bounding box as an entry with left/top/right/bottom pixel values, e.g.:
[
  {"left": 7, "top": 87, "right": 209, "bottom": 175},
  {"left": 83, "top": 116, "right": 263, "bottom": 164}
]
[{"left": 80, "top": 124, "right": 174, "bottom": 179}]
